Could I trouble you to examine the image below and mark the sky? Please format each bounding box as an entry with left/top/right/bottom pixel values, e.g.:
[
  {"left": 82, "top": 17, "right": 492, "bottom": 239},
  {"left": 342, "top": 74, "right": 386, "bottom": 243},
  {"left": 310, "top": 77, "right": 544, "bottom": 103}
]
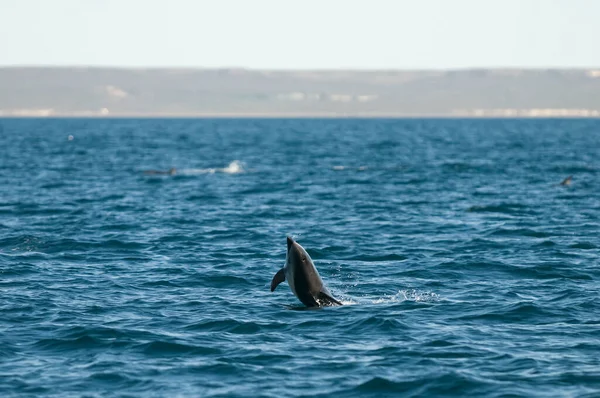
[{"left": 0, "top": 0, "right": 598, "bottom": 69}]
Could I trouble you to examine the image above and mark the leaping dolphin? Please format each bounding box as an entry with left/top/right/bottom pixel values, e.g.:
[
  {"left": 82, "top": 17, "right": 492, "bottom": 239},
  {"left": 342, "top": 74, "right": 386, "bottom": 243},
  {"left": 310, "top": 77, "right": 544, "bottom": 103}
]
[{"left": 271, "top": 237, "right": 342, "bottom": 307}]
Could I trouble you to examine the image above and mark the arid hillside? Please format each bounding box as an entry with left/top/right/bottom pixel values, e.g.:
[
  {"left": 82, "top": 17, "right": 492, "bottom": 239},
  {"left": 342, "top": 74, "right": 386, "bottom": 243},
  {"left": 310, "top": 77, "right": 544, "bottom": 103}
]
[{"left": 1, "top": 67, "right": 600, "bottom": 117}]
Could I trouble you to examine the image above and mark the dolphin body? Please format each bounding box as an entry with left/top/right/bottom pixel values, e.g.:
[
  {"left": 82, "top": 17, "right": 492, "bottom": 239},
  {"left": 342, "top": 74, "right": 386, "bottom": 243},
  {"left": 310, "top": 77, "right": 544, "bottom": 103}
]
[
  {"left": 270, "top": 237, "right": 342, "bottom": 307},
  {"left": 143, "top": 168, "right": 177, "bottom": 176}
]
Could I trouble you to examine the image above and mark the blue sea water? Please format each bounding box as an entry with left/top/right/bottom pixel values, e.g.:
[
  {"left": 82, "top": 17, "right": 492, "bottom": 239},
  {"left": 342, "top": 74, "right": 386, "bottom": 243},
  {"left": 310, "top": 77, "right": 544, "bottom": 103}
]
[{"left": 0, "top": 118, "right": 599, "bottom": 397}]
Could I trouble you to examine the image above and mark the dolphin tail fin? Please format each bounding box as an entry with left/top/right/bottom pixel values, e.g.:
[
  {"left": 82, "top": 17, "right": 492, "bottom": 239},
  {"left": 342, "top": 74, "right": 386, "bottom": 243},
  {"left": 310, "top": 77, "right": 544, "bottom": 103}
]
[
  {"left": 317, "top": 292, "right": 343, "bottom": 306},
  {"left": 270, "top": 269, "right": 286, "bottom": 292}
]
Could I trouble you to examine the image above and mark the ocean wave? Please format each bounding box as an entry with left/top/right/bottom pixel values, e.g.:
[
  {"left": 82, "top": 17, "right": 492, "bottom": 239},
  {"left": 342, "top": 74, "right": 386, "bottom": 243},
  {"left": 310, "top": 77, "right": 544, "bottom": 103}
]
[
  {"left": 0, "top": 235, "right": 147, "bottom": 255},
  {"left": 467, "top": 203, "right": 535, "bottom": 215},
  {"left": 138, "top": 341, "right": 220, "bottom": 356},
  {"left": 341, "top": 372, "right": 492, "bottom": 397}
]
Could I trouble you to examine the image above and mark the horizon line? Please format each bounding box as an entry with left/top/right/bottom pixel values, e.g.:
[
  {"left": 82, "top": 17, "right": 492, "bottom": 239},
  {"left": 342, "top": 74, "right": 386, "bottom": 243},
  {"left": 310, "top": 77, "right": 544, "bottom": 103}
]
[{"left": 2, "top": 65, "right": 600, "bottom": 72}]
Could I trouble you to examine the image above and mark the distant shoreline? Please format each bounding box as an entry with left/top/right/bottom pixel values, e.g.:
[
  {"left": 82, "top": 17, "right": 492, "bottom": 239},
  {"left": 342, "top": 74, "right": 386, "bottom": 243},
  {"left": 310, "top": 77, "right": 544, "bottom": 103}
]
[{"left": 2, "top": 67, "right": 600, "bottom": 117}]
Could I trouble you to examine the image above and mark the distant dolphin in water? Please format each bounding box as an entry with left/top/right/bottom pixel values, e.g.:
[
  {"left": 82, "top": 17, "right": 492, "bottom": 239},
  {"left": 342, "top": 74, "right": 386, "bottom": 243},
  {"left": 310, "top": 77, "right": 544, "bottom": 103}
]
[
  {"left": 560, "top": 175, "right": 573, "bottom": 186},
  {"left": 143, "top": 168, "right": 177, "bottom": 176},
  {"left": 271, "top": 237, "right": 342, "bottom": 307}
]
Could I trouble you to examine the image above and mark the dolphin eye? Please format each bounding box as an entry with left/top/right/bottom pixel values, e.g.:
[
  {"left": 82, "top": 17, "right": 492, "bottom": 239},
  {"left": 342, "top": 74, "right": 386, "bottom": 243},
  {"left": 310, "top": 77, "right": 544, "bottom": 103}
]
[{"left": 302, "top": 256, "right": 306, "bottom": 262}]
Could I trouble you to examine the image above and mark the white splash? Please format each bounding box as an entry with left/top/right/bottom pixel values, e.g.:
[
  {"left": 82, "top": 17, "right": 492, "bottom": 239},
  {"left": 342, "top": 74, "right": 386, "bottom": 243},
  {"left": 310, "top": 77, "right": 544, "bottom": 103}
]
[
  {"left": 371, "top": 290, "right": 439, "bottom": 304},
  {"left": 332, "top": 165, "right": 369, "bottom": 171},
  {"left": 180, "top": 160, "right": 245, "bottom": 175},
  {"left": 221, "top": 160, "right": 244, "bottom": 174}
]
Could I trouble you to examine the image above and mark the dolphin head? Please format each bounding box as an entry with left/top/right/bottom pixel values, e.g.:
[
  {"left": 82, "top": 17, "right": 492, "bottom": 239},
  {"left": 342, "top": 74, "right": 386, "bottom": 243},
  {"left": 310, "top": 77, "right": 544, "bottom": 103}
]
[
  {"left": 286, "top": 237, "right": 319, "bottom": 280},
  {"left": 285, "top": 236, "right": 312, "bottom": 273}
]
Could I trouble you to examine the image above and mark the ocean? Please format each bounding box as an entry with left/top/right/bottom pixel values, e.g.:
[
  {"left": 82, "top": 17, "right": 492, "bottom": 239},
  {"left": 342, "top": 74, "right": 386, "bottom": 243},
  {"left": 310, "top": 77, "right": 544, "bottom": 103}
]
[{"left": 0, "top": 118, "right": 599, "bottom": 397}]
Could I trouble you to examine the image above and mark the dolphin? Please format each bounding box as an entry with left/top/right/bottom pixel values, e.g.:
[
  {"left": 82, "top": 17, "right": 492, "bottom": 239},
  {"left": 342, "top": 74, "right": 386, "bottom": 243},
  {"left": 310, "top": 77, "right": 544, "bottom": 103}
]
[
  {"left": 143, "top": 168, "right": 177, "bottom": 176},
  {"left": 270, "top": 237, "right": 342, "bottom": 307},
  {"left": 560, "top": 175, "right": 573, "bottom": 186}
]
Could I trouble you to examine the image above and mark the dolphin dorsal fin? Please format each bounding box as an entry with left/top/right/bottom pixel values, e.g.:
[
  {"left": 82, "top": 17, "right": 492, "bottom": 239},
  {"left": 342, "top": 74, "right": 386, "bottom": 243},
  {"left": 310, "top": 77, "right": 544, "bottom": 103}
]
[{"left": 270, "top": 269, "right": 286, "bottom": 292}]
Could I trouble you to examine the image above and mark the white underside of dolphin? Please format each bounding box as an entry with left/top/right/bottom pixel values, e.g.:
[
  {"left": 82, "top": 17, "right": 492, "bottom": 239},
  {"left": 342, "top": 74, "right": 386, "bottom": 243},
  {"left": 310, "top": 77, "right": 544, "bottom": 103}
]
[{"left": 270, "top": 237, "right": 342, "bottom": 307}]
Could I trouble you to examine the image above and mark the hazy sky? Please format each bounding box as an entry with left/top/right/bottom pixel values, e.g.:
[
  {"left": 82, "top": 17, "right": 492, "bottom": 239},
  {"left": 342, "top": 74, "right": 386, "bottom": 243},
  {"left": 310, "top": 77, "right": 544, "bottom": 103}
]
[{"left": 1, "top": 0, "right": 598, "bottom": 69}]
